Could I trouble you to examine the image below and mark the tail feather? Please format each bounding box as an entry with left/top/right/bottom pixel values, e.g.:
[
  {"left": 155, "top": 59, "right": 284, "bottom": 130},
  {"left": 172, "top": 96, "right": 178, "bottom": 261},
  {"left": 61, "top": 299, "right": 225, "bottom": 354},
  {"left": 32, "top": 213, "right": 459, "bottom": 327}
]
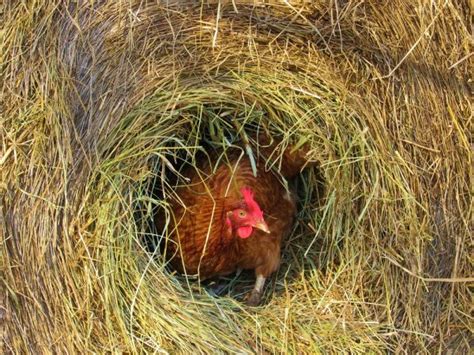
[{"left": 252, "top": 133, "right": 315, "bottom": 179}]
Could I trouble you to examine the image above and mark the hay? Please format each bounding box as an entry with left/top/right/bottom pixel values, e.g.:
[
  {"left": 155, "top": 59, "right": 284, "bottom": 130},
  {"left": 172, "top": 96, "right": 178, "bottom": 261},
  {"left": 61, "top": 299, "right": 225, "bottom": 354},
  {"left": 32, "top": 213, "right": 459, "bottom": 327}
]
[{"left": 2, "top": 1, "right": 472, "bottom": 353}]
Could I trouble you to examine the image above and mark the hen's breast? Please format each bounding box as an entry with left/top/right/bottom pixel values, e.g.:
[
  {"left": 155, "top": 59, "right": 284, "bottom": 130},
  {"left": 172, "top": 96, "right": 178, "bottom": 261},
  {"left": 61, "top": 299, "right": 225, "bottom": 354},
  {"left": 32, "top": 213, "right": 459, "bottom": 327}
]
[{"left": 235, "top": 171, "right": 297, "bottom": 273}]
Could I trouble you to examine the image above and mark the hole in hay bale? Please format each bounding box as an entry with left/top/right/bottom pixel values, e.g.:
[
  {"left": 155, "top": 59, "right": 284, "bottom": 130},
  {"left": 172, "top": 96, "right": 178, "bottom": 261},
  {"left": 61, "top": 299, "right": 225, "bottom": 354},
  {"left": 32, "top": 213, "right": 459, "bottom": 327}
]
[{"left": 134, "top": 108, "right": 325, "bottom": 305}]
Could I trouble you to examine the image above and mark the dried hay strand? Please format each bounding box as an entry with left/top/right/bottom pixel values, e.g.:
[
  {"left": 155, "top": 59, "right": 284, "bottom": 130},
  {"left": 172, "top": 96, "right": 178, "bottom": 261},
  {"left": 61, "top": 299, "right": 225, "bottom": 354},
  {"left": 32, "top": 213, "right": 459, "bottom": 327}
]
[{"left": 2, "top": 1, "right": 472, "bottom": 353}]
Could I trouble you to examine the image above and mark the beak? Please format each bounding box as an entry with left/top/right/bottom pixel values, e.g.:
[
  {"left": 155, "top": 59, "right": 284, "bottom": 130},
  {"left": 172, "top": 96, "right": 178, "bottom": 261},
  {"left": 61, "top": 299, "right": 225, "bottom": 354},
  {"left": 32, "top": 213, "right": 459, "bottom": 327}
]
[{"left": 254, "top": 220, "right": 270, "bottom": 233}]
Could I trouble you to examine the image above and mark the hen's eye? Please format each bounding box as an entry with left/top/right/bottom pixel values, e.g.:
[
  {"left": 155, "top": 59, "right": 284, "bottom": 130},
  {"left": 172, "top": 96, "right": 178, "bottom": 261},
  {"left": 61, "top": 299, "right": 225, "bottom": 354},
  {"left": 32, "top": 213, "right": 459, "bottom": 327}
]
[{"left": 238, "top": 210, "right": 247, "bottom": 218}]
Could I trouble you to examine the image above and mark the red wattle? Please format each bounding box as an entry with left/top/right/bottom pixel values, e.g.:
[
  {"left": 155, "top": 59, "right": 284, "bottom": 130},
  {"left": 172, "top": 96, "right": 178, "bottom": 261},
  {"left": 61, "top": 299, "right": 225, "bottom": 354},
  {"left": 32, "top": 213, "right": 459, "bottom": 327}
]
[{"left": 237, "top": 226, "right": 253, "bottom": 239}]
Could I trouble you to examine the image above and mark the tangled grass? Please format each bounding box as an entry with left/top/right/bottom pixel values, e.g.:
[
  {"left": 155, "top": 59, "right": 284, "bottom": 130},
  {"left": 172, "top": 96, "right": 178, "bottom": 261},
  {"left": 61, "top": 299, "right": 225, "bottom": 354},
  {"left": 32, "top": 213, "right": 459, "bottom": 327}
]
[{"left": 2, "top": 1, "right": 472, "bottom": 353}]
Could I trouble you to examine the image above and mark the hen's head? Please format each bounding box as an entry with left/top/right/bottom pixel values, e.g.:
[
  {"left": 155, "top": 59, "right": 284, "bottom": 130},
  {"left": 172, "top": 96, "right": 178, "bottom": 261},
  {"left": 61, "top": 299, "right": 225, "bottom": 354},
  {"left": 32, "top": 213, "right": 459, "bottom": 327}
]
[{"left": 226, "top": 187, "right": 270, "bottom": 239}]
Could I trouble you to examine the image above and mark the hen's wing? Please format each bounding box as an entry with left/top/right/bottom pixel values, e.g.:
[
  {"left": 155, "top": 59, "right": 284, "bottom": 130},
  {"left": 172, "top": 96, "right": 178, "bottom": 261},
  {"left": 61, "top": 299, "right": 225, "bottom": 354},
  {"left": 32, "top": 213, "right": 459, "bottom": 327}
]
[
  {"left": 164, "top": 192, "right": 239, "bottom": 277},
  {"left": 162, "top": 151, "right": 250, "bottom": 278}
]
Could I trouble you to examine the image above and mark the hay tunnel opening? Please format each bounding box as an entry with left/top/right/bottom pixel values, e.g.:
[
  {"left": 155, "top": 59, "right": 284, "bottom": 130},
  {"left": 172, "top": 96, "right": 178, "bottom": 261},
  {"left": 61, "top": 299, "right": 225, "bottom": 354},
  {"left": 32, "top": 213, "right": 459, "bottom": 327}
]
[{"left": 132, "top": 98, "right": 327, "bottom": 303}]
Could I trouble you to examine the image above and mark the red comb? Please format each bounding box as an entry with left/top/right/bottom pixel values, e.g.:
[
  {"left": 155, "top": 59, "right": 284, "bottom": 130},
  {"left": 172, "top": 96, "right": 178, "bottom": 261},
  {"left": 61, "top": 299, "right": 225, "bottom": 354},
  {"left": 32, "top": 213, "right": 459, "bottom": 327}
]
[
  {"left": 240, "top": 187, "right": 263, "bottom": 219},
  {"left": 241, "top": 186, "right": 254, "bottom": 200}
]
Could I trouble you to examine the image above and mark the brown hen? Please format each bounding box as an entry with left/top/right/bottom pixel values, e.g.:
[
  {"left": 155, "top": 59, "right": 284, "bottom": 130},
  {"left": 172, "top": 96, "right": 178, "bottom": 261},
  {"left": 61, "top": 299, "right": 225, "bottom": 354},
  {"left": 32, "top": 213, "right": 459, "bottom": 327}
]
[{"left": 156, "top": 136, "right": 312, "bottom": 305}]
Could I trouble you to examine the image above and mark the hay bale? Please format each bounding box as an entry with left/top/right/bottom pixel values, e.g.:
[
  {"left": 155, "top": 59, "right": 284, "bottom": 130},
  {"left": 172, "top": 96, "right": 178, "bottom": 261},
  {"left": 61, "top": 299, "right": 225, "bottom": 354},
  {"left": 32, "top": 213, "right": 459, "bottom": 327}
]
[{"left": 2, "top": 1, "right": 471, "bottom": 352}]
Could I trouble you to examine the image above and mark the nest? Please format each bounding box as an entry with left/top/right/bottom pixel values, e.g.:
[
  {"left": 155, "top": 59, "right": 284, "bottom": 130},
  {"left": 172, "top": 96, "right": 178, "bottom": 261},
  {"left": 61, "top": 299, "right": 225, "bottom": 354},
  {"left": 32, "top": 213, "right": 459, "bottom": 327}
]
[{"left": 2, "top": 1, "right": 472, "bottom": 353}]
